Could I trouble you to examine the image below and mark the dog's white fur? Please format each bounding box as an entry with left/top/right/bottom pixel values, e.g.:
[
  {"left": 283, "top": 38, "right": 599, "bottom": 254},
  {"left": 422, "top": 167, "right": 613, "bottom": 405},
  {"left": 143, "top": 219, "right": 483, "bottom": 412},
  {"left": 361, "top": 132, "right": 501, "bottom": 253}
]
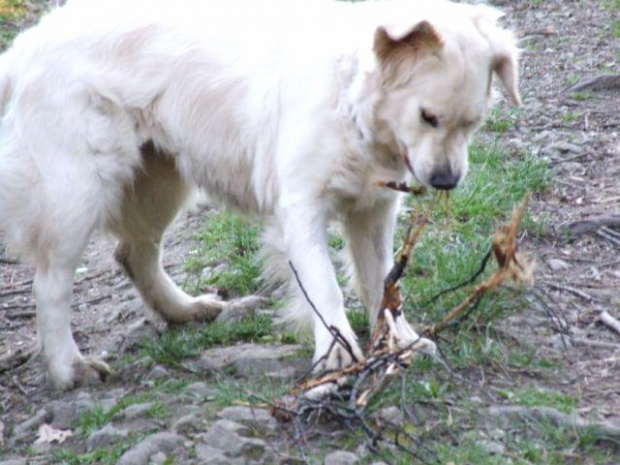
[{"left": 0, "top": 0, "right": 520, "bottom": 389}]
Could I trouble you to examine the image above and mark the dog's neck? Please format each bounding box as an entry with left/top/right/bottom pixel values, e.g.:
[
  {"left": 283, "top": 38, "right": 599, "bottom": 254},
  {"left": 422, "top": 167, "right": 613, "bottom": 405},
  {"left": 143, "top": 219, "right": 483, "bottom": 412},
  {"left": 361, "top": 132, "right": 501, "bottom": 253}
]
[
  {"left": 337, "top": 54, "right": 407, "bottom": 176},
  {"left": 322, "top": 59, "right": 408, "bottom": 212}
]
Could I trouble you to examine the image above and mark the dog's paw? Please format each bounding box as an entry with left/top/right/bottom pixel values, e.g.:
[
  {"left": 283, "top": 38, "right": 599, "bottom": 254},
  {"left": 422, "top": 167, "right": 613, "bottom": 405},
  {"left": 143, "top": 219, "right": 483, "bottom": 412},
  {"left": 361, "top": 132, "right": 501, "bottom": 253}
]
[
  {"left": 313, "top": 326, "right": 365, "bottom": 372},
  {"left": 188, "top": 294, "right": 226, "bottom": 321},
  {"left": 50, "top": 356, "right": 113, "bottom": 390},
  {"left": 393, "top": 313, "right": 436, "bottom": 355},
  {"left": 216, "top": 296, "right": 268, "bottom": 323}
]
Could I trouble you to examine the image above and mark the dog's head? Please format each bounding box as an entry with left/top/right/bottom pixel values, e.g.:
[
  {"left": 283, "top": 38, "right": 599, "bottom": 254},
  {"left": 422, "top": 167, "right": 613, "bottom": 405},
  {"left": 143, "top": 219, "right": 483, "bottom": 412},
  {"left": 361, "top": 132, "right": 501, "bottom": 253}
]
[{"left": 368, "top": 1, "right": 520, "bottom": 190}]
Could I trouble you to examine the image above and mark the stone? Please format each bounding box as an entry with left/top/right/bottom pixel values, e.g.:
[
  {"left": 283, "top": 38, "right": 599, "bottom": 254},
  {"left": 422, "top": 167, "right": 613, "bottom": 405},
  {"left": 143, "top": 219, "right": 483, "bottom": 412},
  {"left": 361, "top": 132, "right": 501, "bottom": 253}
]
[
  {"left": 12, "top": 408, "right": 52, "bottom": 442},
  {"left": 202, "top": 420, "right": 265, "bottom": 458},
  {"left": 195, "top": 444, "right": 242, "bottom": 465},
  {"left": 146, "top": 365, "right": 170, "bottom": 381},
  {"left": 217, "top": 406, "right": 277, "bottom": 431},
  {"left": 371, "top": 406, "right": 404, "bottom": 427},
  {"left": 119, "top": 403, "right": 155, "bottom": 420},
  {"left": 116, "top": 432, "right": 185, "bottom": 465},
  {"left": 547, "top": 258, "right": 569, "bottom": 272},
  {"left": 172, "top": 413, "right": 205, "bottom": 435},
  {"left": 277, "top": 456, "right": 308, "bottom": 465},
  {"left": 51, "top": 397, "right": 96, "bottom": 430},
  {"left": 100, "top": 388, "right": 127, "bottom": 412},
  {"left": 193, "top": 344, "right": 300, "bottom": 372},
  {"left": 0, "top": 460, "right": 27, "bottom": 465},
  {"left": 183, "top": 382, "right": 219, "bottom": 400},
  {"left": 215, "top": 302, "right": 255, "bottom": 324},
  {"left": 476, "top": 439, "right": 506, "bottom": 455},
  {"left": 87, "top": 424, "right": 129, "bottom": 450},
  {"left": 265, "top": 366, "right": 297, "bottom": 380},
  {"left": 324, "top": 451, "right": 359, "bottom": 465},
  {"left": 552, "top": 141, "right": 582, "bottom": 154},
  {"left": 148, "top": 451, "right": 168, "bottom": 465},
  {"left": 233, "top": 357, "right": 283, "bottom": 379},
  {"left": 30, "top": 441, "right": 52, "bottom": 455},
  {"left": 121, "top": 318, "right": 161, "bottom": 350}
]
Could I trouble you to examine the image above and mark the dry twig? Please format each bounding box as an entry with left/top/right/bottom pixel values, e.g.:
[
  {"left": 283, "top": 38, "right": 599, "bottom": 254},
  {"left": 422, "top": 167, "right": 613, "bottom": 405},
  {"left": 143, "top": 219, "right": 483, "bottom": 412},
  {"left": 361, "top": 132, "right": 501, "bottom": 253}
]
[
  {"left": 599, "top": 311, "right": 620, "bottom": 337},
  {"left": 424, "top": 195, "right": 534, "bottom": 336}
]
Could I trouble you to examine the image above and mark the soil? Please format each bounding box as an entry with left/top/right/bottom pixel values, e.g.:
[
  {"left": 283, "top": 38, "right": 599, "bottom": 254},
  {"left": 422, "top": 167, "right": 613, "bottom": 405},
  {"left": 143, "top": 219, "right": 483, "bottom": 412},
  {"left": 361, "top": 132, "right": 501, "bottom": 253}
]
[{"left": 1, "top": 0, "right": 619, "bottom": 463}]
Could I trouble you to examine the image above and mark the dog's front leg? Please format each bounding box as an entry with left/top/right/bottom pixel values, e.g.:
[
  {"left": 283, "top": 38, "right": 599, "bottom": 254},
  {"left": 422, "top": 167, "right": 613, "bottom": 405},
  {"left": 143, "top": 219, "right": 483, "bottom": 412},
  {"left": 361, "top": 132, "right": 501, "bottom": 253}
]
[
  {"left": 279, "top": 203, "right": 364, "bottom": 371},
  {"left": 343, "top": 198, "right": 436, "bottom": 353}
]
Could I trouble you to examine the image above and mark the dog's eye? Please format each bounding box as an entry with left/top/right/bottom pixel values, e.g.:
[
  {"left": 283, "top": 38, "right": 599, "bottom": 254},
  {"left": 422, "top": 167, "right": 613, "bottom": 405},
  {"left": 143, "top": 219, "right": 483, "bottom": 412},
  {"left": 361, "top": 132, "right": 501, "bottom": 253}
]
[{"left": 421, "top": 109, "right": 439, "bottom": 128}]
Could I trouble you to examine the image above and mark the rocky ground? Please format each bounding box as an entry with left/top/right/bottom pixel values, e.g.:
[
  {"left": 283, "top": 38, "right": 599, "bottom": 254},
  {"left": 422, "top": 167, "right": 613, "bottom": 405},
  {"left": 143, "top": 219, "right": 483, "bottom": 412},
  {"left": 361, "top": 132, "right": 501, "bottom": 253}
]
[{"left": 1, "top": 0, "right": 619, "bottom": 464}]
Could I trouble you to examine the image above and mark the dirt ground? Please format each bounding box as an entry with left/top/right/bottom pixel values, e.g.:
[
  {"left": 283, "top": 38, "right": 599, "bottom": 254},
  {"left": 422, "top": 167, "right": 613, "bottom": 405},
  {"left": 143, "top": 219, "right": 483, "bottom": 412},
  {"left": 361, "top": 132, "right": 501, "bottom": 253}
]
[{"left": 1, "top": 0, "right": 619, "bottom": 463}]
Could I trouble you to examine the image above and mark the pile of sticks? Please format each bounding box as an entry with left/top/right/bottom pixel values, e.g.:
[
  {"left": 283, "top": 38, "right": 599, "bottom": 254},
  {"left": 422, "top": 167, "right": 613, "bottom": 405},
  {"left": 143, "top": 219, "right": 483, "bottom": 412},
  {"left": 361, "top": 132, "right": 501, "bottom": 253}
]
[{"left": 270, "top": 186, "right": 534, "bottom": 458}]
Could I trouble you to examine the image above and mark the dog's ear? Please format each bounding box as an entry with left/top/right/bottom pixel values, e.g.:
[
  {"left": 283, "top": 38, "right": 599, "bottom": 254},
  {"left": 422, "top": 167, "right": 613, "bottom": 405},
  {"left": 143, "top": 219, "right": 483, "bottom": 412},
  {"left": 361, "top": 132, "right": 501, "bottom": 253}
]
[
  {"left": 374, "top": 21, "right": 443, "bottom": 65},
  {"left": 492, "top": 51, "right": 521, "bottom": 106},
  {"left": 473, "top": 6, "right": 522, "bottom": 106}
]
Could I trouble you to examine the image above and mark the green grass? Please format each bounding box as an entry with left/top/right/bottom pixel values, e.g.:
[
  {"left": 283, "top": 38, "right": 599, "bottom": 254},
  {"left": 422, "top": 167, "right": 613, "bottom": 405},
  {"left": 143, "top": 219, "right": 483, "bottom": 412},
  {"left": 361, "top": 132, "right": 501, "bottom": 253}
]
[
  {"left": 140, "top": 313, "right": 282, "bottom": 368},
  {"left": 76, "top": 393, "right": 161, "bottom": 438},
  {"left": 0, "top": 0, "right": 51, "bottom": 50},
  {"left": 204, "top": 373, "right": 293, "bottom": 411},
  {"left": 603, "top": 0, "right": 620, "bottom": 10},
  {"left": 55, "top": 443, "right": 132, "bottom": 465},
  {"left": 350, "top": 142, "right": 618, "bottom": 464},
  {"left": 398, "top": 143, "right": 549, "bottom": 319},
  {"left": 0, "top": 0, "right": 28, "bottom": 21},
  {"left": 497, "top": 387, "right": 577, "bottom": 414},
  {"left": 391, "top": 143, "right": 550, "bottom": 377},
  {"left": 570, "top": 91, "right": 592, "bottom": 101},
  {"left": 484, "top": 107, "right": 517, "bottom": 133},
  {"left": 185, "top": 212, "right": 262, "bottom": 297},
  {"left": 562, "top": 111, "right": 580, "bottom": 124},
  {"left": 612, "top": 20, "right": 620, "bottom": 38}
]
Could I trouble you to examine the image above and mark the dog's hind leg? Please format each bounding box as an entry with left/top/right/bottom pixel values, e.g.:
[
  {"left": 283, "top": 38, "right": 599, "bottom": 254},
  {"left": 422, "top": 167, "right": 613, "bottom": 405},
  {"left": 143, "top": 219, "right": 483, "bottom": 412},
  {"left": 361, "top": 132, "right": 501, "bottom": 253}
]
[
  {"left": 34, "top": 246, "right": 112, "bottom": 390},
  {"left": 112, "top": 144, "right": 226, "bottom": 323}
]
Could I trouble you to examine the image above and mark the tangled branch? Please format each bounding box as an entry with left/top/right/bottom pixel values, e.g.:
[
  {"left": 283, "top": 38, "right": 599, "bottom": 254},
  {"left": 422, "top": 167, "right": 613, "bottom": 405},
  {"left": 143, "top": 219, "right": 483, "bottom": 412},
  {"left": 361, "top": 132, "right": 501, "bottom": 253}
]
[{"left": 272, "top": 185, "right": 534, "bottom": 461}]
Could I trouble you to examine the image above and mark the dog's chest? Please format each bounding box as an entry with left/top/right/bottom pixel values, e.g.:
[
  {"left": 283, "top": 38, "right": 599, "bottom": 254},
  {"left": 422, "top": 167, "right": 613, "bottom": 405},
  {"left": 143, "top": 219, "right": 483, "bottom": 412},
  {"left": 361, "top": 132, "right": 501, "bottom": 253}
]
[{"left": 326, "top": 149, "right": 405, "bottom": 213}]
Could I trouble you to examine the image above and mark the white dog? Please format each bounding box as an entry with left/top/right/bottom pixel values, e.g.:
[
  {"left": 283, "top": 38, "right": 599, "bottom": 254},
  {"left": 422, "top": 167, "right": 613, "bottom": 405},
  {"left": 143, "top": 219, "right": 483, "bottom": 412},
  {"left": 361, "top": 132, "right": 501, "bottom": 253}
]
[{"left": 0, "top": 0, "right": 520, "bottom": 389}]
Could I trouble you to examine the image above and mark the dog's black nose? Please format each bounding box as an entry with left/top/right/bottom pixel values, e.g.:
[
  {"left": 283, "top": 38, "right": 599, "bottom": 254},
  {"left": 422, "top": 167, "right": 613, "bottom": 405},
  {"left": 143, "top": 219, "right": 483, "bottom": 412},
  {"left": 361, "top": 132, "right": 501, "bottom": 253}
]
[{"left": 430, "top": 172, "right": 459, "bottom": 190}]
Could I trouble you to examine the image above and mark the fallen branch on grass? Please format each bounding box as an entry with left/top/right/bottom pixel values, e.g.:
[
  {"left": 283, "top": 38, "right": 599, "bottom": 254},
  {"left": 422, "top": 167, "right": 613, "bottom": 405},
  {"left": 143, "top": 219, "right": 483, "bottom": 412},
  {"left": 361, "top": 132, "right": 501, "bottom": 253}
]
[
  {"left": 565, "top": 215, "right": 620, "bottom": 237},
  {"left": 564, "top": 74, "right": 620, "bottom": 93},
  {"left": 271, "top": 186, "right": 534, "bottom": 458}
]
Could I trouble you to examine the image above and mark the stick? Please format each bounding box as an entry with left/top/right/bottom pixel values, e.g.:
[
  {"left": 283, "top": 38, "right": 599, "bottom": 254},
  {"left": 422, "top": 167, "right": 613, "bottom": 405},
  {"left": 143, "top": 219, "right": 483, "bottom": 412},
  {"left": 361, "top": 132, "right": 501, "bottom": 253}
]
[
  {"left": 599, "top": 311, "right": 620, "bottom": 337},
  {"left": 570, "top": 338, "right": 620, "bottom": 350},
  {"left": 542, "top": 281, "right": 593, "bottom": 302},
  {"left": 376, "top": 181, "right": 427, "bottom": 196},
  {"left": 596, "top": 229, "right": 620, "bottom": 247},
  {"left": 566, "top": 215, "right": 620, "bottom": 237},
  {"left": 423, "top": 249, "right": 493, "bottom": 306}
]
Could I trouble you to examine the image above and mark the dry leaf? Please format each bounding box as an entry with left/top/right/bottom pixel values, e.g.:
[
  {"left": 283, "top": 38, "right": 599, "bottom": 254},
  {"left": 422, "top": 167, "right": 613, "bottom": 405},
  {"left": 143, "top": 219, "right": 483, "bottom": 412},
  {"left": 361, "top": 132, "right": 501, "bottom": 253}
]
[{"left": 35, "top": 424, "right": 72, "bottom": 444}]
